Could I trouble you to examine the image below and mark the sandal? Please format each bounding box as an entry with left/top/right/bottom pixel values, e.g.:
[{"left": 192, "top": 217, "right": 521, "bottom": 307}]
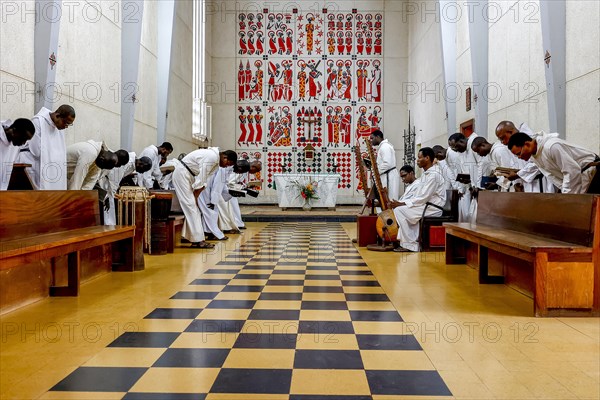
[
  {"left": 205, "top": 234, "right": 229, "bottom": 241},
  {"left": 190, "top": 242, "right": 215, "bottom": 249},
  {"left": 393, "top": 246, "right": 412, "bottom": 253}
]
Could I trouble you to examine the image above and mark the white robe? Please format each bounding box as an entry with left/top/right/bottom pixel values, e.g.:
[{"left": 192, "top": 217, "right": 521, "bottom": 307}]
[
  {"left": 436, "top": 159, "right": 460, "bottom": 191},
  {"left": 530, "top": 132, "right": 597, "bottom": 194},
  {"left": 18, "top": 107, "right": 67, "bottom": 190},
  {"left": 139, "top": 145, "right": 164, "bottom": 189},
  {"left": 172, "top": 148, "right": 220, "bottom": 243},
  {"left": 1, "top": 120, "right": 21, "bottom": 190},
  {"left": 445, "top": 148, "right": 471, "bottom": 222},
  {"left": 376, "top": 139, "right": 400, "bottom": 201},
  {"left": 99, "top": 152, "right": 136, "bottom": 225},
  {"left": 393, "top": 164, "right": 446, "bottom": 252},
  {"left": 225, "top": 172, "right": 247, "bottom": 228},
  {"left": 198, "top": 167, "right": 229, "bottom": 239},
  {"left": 66, "top": 140, "right": 105, "bottom": 190},
  {"left": 160, "top": 158, "right": 178, "bottom": 190},
  {"left": 217, "top": 169, "right": 239, "bottom": 231}
]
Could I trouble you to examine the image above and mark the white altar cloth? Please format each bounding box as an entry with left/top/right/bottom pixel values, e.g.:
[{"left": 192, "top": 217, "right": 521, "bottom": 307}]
[{"left": 274, "top": 174, "right": 341, "bottom": 209}]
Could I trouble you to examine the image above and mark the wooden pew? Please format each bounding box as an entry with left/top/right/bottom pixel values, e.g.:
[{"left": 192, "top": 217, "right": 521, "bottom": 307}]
[
  {"left": 444, "top": 192, "right": 600, "bottom": 317},
  {"left": 0, "top": 191, "right": 134, "bottom": 313}
]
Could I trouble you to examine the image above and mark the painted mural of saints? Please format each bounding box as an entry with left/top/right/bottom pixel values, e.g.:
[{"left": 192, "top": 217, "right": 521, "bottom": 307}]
[{"left": 305, "top": 14, "right": 315, "bottom": 55}]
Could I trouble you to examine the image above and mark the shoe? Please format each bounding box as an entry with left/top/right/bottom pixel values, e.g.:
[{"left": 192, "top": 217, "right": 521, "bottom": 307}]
[
  {"left": 206, "top": 233, "right": 229, "bottom": 241},
  {"left": 190, "top": 242, "right": 215, "bottom": 249},
  {"left": 239, "top": 226, "right": 247, "bottom": 230},
  {"left": 223, "top": 229, "right": 241, "bottom": 235},
  {"left": 393, "top": 246, "right": 412, "bottom": 253}
]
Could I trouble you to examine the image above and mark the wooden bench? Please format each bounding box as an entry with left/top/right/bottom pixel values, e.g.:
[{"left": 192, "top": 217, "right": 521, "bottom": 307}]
[
  {"left": 0, "top": 191, "right": 134, "bottom": 312},
  {"left": 167, "top": 215, "right": 185, "bottom": 253},
  {"left": 444, "top": 192, "right": 600, "bottom": 317}
]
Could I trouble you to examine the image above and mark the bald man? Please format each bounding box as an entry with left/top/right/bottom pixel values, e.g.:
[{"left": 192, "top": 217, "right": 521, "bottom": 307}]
[
  {"left": 20, "top": 104, "right": 76, "bottom": 190},
  {"left": 508, "top": 132, "right": 599, "bottom": 194},
  {"left": 495, "top": 120, "right": 555, "bottom": 192}
]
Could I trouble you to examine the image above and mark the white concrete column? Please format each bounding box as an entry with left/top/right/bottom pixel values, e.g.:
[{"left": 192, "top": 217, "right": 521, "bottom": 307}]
[
  {"left": 34, "top": 0, "right": 62, "bottom": 112},
  {"left": 467, "top": 0, "right": 489, "bottom": 138}
]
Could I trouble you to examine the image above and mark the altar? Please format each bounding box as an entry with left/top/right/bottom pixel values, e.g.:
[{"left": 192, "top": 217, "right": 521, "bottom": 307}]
[{"left": 274, "top": 174, "right": 342, "bottom": 209}]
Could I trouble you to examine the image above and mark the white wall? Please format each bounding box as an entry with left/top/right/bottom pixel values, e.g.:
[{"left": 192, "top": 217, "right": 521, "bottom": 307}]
[
  {"left": 408, "top": 0, "right": 600, "bottom": 154},
  {"left": 0, "top": 0, "right": 197, "bottom": 155}
]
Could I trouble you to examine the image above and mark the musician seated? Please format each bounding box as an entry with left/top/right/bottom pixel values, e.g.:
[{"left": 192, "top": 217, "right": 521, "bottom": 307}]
[{"left": 389, "top": 147, "right": 446, "bottom": 252}]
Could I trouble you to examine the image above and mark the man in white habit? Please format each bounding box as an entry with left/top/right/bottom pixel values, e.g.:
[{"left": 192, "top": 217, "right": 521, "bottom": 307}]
[
  {"left": 138, "top": 142, "right": 173, "bottom": 189},
  {"left": 198, "top": 164, "right": 232, "bottom": 240},
  {"left": 225, "top": 160, "right": 262, "bottom": 230},
  {"left": 390, "top": 147, "right": 446, "bottom": 252},
  {"left": 470, "top": 137, "right": 527, "bottom": 192},
  {"left": 98, "top": 153, "right": 152, "bottom": 225},
  {"left": 448, "top": 132, "right": 490, "bottom": 222},
  {"left": 66, "top": 140, "right": 118, "bottom": 190},
  {"left": 398, "top": 165, "right": 419, "bottom": 200},
  {"left": 508, "top": 132, "right": 599, "bottom": 194},
  {"left": 432, "top": 145, "right": 461, "bottom": 191},
  {"left": 370, "top": 130, "right": 400, "bottom": 201},
  {"left": 19, "top": 104, "right": 75, "bottom": 190},
  {"left": 1, "top": 119, "right": 35, "bottom": 190},
  {"left": 172, "top": 148, "right": 237, "bottom": 248},
  {"left": 218, "top": 160, "right": 251, "bottom": 234},
  {"left": 495, "top": 120, "right": 555, "bottom": 193}
]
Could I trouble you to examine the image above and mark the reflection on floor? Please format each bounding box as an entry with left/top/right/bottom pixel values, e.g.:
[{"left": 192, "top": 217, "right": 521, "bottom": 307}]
[{"left": 0, "top": 222, "right": 598, "bottom": 400}]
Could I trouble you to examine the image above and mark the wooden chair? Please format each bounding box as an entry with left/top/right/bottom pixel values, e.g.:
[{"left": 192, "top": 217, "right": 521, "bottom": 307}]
[{"left": 419, "top": 190, "right": 459, "bottom": 251}]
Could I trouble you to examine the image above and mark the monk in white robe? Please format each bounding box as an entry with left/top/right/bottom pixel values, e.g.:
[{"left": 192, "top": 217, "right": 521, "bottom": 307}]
[
  {"left": 495, "top": 121, "right": 555, "bottom": 193},
  {"left": 66, "top": 140, "right": 118, "bottom": 190},
  {"left": 471, "top": 137, "right": 528, "bottom": 191},
  {"left": 199, "top": 167, "right": 231, "bottom": 240},
  {"left": 138, "top": 142, "right": 173, "bottom": 189},
  {"left": 98, "top": 153, "right": 152, "bottom": 225},
  {"left": 1, "top": 119, "right": 35, "bottom": 190},
  {"left": 172, "top": 148, "right": 237, "bottom": 248},
  {"left": 19, "top": 105, "right": 74, "bottom": 190},
  {"left": 432, "top": 145, "right": 461, "bottom": 191},
  {"left": 370, "top": 130, "right": 400, "bottom": 201},
  {"left": 225, "top": 161, "right": 262, "bottom": 230},
  {"left": 399, "top": 165, "right": 418, "bottom": 200},
  {"left": 390, "top": 147, "right": 446, "bottom": 252},
  {"left": 508, "top": 132, "right": 599, "bottom": 194}
]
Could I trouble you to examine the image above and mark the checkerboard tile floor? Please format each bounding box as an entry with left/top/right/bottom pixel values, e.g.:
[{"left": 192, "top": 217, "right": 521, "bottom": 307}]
[{"left": 48, "top": 223, "right": 452, "bottom": 399}]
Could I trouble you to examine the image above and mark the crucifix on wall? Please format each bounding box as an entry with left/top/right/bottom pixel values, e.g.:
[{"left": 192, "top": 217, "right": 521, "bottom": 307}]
[{"left": 298, "top": 107, "right": 319, "bottom": 141}]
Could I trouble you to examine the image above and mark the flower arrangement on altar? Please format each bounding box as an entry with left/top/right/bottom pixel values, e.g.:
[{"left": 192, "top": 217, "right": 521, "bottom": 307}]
[{"left": 292, "top": 180, "right": 320, "bottom": 202}]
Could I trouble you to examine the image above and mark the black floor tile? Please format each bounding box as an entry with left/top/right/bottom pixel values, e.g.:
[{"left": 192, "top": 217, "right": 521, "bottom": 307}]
[
  {"left": 215, "top": 261, "right": 247, "bottom": 266},
  {"left": 301, "top": 301, "right": 348, "bottom": 310},
  {"left": 108, "top": 332, "right": 180, "bottom": 348},
  {"left": 304, "top": 274, "right": 341, "bottom": 280},
  {"left": 307, "top": 259, "right": 337, "bottom": 263},
  {"left": 234, "top": 333, "right": 297, "bottom": 349},
  {"left": 185, "top": 319, "right": 245, "bottom": 333},
  {"left": 366, "top": 370, "right": 452, "bottom": 396},
  {"left": 349, "top": 311, "right": 403, "bottom": 322},
  {"left": 153, "top": 348, "right": 230, "bottom": 368},
  {"left": 259, "top": 292, "right": 304, "bottom": 300},
  {"left": 298, "top": 321, "right": 355, "bottom": 334},
  {"left": 356, "top": 334, "right": 422, "bottom": 350},
  {"left": 266, "top": 279, "right": 305, "bottom": 286},
  {"left": 306, "top": 265, "right": 338, "bottom": 270},
  {"left": 339, "top": 270, "right": 373, "bottom": 276},
  {"left": 344, "top": 294, "right": 390, "bottom": 302},
  {"left": 211, "top": 368, "right": 292, "bottom": 394},
  {"left": 303, "top": 286, "right": 344, "bottom": 293},
  {"left": 221, "top": 285, "right": 264, "bottom": 292},
  {"left": 337, "top": 262, "right": 369, "bottom": 267},
  {"left": 205, "top": 269, "right": 240, "bottom": 274},
  {"left": 51, "top": 367, "right": 147, "bottom": 392},
  {"left": 242, "top": 265, "right": 274, "bottom": 270},
  {"left": 190, "top": 279, "right": 231, "bottom": 285},
  {"left": 248, "top": 309, "right": 301, "bottom": 320},
  {"left": 234, "top": 273, "right": 272, "bottom": 280},
  {"left": 276, "top": 262, "right": 308, "bottom": 266},
  {"left": 342, "top": 280, "right": 381, "bottom": 287},
  {"left": 170, "top": 292, "right": 219, "bottom": 300},
  {"left": 294, "top": 349, "right": 364, "bottom": 369},
  {"left": 144, "top": 308, "right": 203, "bottom": 319},
  {"left": 206, "top": 300, "right": 256, "bottom": 309},
  {"left": 124, "top": 394, "right": 206, "bottom": 400},
  {"left": 290, "top": 396, "right": 371, "bottom": 400}
]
